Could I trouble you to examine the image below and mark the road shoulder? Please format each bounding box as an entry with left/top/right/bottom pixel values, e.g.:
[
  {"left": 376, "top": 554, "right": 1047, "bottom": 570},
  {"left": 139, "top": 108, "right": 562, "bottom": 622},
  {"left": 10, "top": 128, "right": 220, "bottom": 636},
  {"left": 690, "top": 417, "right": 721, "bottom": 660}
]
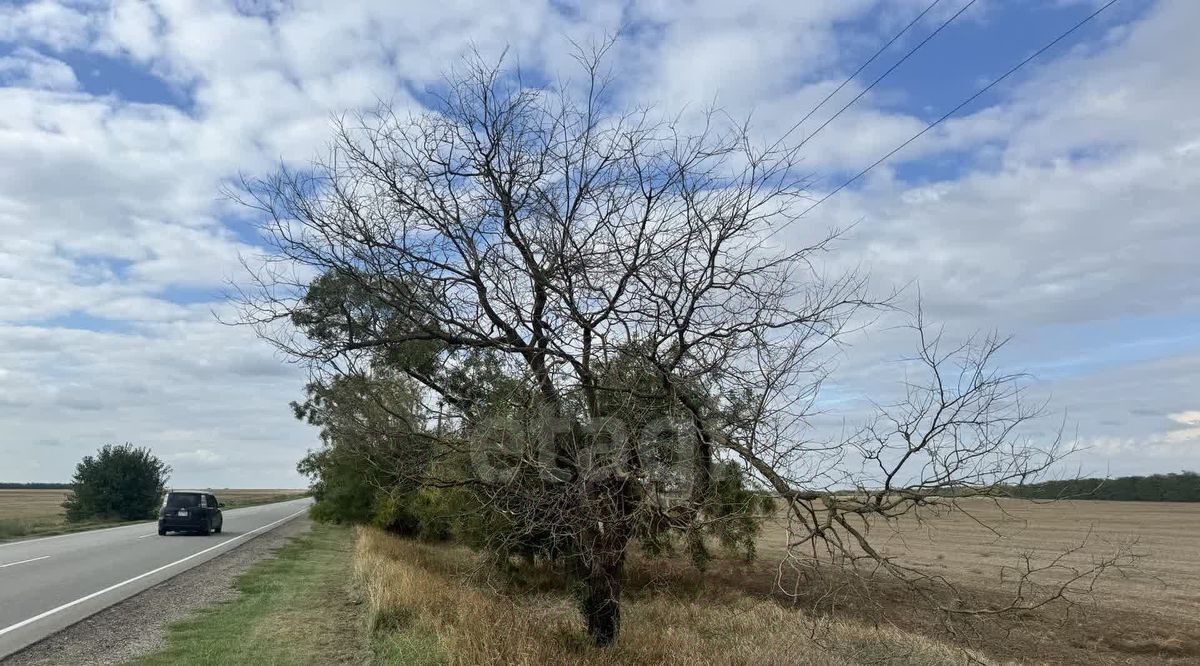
[
  {"left": 132, "top": 521, "right": 367, "bottom": 666},
  {"left": 3, "top": 517, "right": 316, "bottom": 665}
]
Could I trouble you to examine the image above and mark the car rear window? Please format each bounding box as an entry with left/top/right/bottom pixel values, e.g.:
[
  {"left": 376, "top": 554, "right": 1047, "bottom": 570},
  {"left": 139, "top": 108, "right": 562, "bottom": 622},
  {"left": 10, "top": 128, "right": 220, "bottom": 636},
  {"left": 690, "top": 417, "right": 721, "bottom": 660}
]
[{"left": 165, "top": 493, "right": 202, "bottom": 509}]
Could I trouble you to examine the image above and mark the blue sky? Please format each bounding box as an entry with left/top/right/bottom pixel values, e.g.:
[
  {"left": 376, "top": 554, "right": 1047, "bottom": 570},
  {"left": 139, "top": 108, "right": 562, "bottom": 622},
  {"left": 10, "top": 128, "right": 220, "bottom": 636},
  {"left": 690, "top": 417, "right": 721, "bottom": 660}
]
[{"left": 0, "top": 0, "right": 1196, "bottom": 487}]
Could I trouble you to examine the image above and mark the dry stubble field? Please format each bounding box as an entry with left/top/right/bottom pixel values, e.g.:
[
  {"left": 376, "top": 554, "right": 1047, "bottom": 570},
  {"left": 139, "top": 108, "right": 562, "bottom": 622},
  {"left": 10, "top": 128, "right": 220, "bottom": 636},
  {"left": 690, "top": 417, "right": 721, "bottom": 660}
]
[{"left": 746, "top": 498, "right": 1200, "bottom": 663}]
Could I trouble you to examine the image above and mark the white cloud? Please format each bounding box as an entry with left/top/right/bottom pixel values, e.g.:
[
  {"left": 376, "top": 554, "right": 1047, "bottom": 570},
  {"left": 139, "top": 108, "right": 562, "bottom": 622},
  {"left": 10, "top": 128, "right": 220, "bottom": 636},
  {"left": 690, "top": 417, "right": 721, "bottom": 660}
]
[
  {"left": 1163, "top": 429, "right": 1200, "bottom": 446},
  {"left": 0, "top": 313, "right": 312, "bottom": 487},
  {"left": 801, "top": 0, "right": 1200, "bottom": 331},
  {"left": 0, "top": 48, "right": 79, "bottom": 91},
  {"left": 0, "top": 1, "right": 95, "bottom": 50},
  {"left": 101, "top": 0, "right": 165, "bottom": 62},
  {"left": 0, "top": 0, "right": 1196, "bottom": 485},
  {"left": 1164, "top": 410, "right": 1200, "bottom": 446},
  {"left": 1168, "top": 411, "right": 1200, "bottom": 427}
]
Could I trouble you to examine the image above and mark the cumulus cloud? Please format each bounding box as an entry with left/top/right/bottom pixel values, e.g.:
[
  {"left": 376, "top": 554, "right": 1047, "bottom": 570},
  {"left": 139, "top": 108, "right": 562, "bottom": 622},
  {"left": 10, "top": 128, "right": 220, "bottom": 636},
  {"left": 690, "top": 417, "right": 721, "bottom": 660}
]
[
  {"left": 0, "top": 314, "right": 313, "bottom": 487},
  {"left": 0, "top": 0, "right": 1195, "bottom": 485},
  {"left": 0, "top": 1, "right": 95, "bottom": 50},
  {"left": 0, "top": 48, "right": 79, "bottom": 90},
  {"left": 1168, "top": 411, "right": 1200, "bottom": 425},
  {"left": 803, "top": 1, "right": 1200, "bottom": 325},
  {"left": 1164, "top": 411, "right": 1200, "bottom": 445}
]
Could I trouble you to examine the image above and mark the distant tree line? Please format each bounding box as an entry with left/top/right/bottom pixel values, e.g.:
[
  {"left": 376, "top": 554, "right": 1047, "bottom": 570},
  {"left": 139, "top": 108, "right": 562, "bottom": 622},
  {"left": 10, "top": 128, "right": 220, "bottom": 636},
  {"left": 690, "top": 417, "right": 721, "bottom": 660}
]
[
  {"left": 0, "top": 482, "right": 73, "bottom": 489},
  {"left": 1003, "top": 471, "right": 1200, "bottom": 502}
]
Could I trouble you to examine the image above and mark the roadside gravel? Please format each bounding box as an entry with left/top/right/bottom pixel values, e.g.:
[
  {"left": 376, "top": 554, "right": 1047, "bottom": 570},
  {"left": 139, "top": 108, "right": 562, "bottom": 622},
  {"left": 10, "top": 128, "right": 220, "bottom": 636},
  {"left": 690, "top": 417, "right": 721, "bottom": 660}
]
[{"left": 2, "top": 517, "right": 313, "bottom": 666}]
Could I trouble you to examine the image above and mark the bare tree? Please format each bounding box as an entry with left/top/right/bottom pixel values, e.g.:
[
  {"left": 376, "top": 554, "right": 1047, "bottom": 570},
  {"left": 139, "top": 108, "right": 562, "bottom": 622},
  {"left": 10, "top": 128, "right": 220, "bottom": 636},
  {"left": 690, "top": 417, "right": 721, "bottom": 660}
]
[
  {"left": 756, "top": 311, "right": 1135, "bottom": 626},
  {"left": 233, "top": 47, "right": 1128, "bottom": 646}
]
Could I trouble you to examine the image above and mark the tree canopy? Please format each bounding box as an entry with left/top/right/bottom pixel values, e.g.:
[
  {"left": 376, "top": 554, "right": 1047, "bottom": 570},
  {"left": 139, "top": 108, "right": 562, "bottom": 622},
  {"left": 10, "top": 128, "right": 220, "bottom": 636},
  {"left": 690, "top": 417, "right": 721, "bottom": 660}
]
[
  {"left": 238, "top": 48, "right": 1131, "bottom": 645},
  {"left": 63, "top": 444, "right": 171, "bottom": 522}
]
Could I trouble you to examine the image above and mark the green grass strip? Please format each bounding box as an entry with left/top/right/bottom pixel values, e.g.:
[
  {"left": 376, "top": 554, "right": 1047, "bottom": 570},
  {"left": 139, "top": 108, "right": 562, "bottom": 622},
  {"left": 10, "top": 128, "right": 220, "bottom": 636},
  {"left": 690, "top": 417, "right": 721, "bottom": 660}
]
[{"left": 131, "top": 523, "right": 366, "bottom": 666}]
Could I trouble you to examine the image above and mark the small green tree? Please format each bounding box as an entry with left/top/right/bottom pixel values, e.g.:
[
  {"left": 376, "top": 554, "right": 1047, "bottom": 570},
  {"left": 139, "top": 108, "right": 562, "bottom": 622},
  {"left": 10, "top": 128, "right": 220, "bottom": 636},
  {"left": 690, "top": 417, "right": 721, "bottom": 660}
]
[{"left": 63, "top": 444, "right": 171, "bottom": 522}]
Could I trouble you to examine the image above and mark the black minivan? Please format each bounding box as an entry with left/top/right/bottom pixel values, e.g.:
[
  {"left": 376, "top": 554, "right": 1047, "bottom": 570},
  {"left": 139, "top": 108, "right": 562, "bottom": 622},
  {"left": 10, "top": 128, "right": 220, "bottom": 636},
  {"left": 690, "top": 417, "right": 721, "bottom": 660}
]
[{"left": 158, "top": 490, "right": 225, "bottom": 536}]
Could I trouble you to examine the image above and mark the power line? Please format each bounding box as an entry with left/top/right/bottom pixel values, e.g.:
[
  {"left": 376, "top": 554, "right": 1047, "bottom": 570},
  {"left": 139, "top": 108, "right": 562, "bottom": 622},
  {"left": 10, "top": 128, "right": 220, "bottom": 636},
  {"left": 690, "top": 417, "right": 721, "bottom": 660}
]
[
  {"left": 789, "top": 0, "right": 980, "bottom": 153},
  {"left": 775, "top": 0, "right": 945, "bottom": 148},
  {"left": 797, "top": 0, "right": 1120, "bottom": 219}
]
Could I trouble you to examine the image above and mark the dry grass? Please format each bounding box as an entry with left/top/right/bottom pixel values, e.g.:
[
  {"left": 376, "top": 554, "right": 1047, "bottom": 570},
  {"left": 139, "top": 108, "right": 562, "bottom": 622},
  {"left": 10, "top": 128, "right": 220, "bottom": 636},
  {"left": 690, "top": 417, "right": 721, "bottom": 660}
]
[
  {"left": 0, "top": 489, "right": 73, "bottom": 521},
  {"left": 354, "top": 527, "right": 984, "bottom": 666},
  {"left": 0, "top": 489, "right": 80, "bottom": 539},
  {"left": 354, "top": 498, "right": 1200, "bottom": 665}
]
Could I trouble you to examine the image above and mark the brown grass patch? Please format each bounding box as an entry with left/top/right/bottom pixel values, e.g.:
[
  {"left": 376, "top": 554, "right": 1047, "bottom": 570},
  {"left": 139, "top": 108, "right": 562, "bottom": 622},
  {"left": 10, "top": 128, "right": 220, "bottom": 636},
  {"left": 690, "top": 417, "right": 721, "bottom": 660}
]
[
  {"left": 354, "top": 498, "right": 1200, "bottom": 665},
  {"left": 354, "top": 527, "right": 984, "bottom": 666}
]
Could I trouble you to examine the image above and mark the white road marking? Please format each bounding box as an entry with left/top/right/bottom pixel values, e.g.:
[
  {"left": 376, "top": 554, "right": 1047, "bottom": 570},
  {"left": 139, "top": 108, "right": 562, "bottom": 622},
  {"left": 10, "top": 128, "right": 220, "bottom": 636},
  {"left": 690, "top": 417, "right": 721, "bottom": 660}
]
[
  {"left": 0, "top": 523, "right": 152, "bottom": 550},
  {"left": 136, "top": 534, "right": 156, "bottom": 540},
  {"left": 0, "top": 556, "right": 51, "bottom": 569},
  {"left": 0, "top": 499, "right": 304, "bottom": 550},
  {"left": 0, "top": 507, "right": 308, "bottom": 639}
]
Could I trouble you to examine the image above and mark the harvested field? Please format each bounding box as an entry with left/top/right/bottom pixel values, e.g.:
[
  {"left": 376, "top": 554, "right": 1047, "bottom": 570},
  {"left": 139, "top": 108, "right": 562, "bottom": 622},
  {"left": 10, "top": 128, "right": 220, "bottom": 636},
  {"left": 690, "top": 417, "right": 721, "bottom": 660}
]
[
  {"left": 0, "top": 489, "right": 70, "bottom": 521},
  {"left": 741, "top": 497, "right": 1200, "bottom": 664},
  {"left": 756, "top": 498, "right": 1200, "bottom": 621}
]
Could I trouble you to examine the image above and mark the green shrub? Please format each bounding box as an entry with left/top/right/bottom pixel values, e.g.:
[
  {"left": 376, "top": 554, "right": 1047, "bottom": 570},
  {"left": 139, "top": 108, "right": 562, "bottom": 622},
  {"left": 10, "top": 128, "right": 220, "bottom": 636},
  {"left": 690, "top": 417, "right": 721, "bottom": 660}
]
[{"left": 62, "top": 444, "right": 170, "bottom": 522}]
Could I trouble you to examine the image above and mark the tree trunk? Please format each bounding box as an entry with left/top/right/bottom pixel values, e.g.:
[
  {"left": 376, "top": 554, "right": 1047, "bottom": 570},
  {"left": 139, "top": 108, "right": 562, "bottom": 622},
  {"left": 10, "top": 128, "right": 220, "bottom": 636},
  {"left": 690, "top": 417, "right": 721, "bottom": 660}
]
[
  {"left": 573, "top": 471, "right": 635, "bottom": 646},
  {"left": 580, "top": 554, "right": 624, "bottom": 646}
]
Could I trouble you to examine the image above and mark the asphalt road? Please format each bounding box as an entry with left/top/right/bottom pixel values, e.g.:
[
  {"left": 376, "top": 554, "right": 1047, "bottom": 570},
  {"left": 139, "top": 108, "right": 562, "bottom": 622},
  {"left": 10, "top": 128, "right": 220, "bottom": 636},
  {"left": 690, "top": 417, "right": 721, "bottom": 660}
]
[{"left": 0, "top": 497, "right": 312, "bottom": 660}]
